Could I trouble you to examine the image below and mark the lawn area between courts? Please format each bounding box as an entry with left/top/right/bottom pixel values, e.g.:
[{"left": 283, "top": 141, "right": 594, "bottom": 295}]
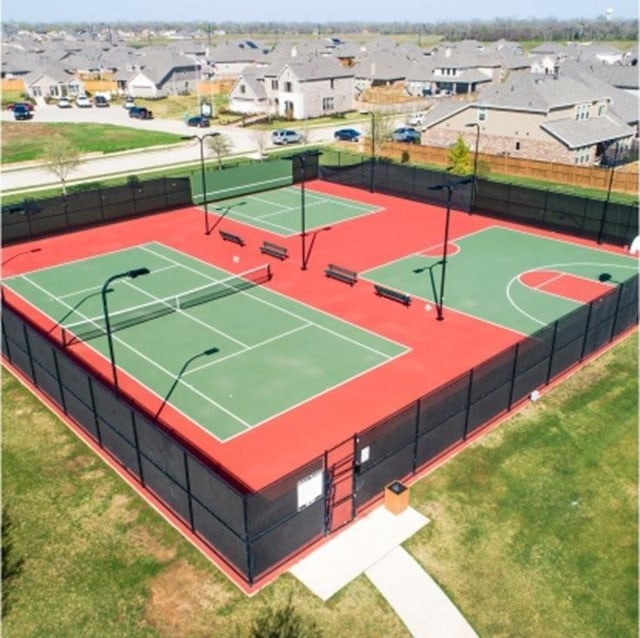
[{"left": 3, "top": 331, "right": 636, "bottom": 637}]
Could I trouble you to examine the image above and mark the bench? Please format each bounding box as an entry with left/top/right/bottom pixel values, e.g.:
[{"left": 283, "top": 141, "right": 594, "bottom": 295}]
[
  {"left": 325, "top": 263, "right": 358, "bottom": 286},
  {"left": 374, "top": 284, "right": 411, "bottom": 306},
  {"left": 260, "top": 241, "right": 288, "bottom": 260},
  {"left": 219, "top": 230, "right": 245, "bottom": 246}
]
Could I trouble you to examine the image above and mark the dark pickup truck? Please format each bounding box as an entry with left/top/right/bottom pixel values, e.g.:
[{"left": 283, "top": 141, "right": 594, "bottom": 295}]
[{"left": 128, "top": 106, "right": 153, "bottom": 120}]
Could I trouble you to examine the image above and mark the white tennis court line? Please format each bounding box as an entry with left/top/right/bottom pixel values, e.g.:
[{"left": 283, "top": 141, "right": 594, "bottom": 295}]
[
  {"left": 141, "top": 244, "right": 403, "bottom": 361},
  {"left": 184, "top": 323, "right": 312, "bottom": 375},
  {"left": 19, "top": 273, "right": 254, "bottom": 429}
]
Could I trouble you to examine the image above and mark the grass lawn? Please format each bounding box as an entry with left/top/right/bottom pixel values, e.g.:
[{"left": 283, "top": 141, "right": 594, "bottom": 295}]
[
  {"left": 1, "top": 122, "right": 185, "bottom": 164},
  {"left": 2, "top": 319, "right": 636, "bottom": 637}
]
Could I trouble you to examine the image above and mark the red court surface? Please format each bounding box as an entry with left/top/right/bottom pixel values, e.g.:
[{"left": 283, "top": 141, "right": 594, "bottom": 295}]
[{"left": 2, "top": 181, "right": 631, "bottom": 492}]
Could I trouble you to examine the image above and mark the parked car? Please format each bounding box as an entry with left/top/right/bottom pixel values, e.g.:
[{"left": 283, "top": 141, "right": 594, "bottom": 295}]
[
  {"left": 334, "top": 128, "right": 361, "bottom": 142},
  {"left": 129, "top": 106, "right": 153, "bottom": 120},
  {"left": 407, "top": 112, "right": 427, "bottom": 127},
  {"left": 7, "top": 101, "right": 34, "bottom": 112},
  {"left": 123, "top": 97, "right": 136, "bottom": 109},
  {"left": 187, "top": 115, "right": 210, "bottom": 128},
  {"left": 75, "top": 95, "right": 91, "bottom": 108},
  {"left": 392, "top": 127, "right": 421, "bottom": 143},
  {"left": 271, "top": 129, "right": 302, "bottom": 145},
  {"left": 94, "top": 95, "right": 109, "bottom": 107},
  {"left": 12, "top": 103, "right": 33, "bottom": 120},
  {"left": 57, "top": 97, "right": 72, "bottom": 108}
]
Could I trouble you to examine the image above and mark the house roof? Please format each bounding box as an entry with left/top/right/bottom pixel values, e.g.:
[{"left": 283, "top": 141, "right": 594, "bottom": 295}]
[
  {"left": 476, "top": 72, "right": 609, "bottom": 113},
  {"left": 421, "top": 100, "right": 473, "bottom": 128},
  {"left": 541, "top": 113, "right": 633, "bottom": 148}
]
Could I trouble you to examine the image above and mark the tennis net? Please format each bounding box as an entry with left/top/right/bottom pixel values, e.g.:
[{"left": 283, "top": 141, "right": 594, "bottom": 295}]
[{"left": 62, "top": 263, "right": 272, "bottom": 346}]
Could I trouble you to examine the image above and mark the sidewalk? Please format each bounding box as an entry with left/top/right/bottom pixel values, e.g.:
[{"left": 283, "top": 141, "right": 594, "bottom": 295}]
[{"left": 289, "top": 506, "right": 478, "bottom": 637}]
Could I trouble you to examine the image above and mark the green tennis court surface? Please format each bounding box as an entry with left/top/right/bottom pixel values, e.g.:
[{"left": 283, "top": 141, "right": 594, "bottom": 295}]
[
  {"left": 5, "top": 243, "right": 407, "bottom": 441},
  {"left": 365, "top": 227, "right": 637, "bottom": 335},
  {"left": 208, "top": 185, "right": 381, "bottom": 236}
]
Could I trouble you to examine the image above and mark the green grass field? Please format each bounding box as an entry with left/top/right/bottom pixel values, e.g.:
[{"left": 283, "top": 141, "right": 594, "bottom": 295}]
[
  {"left": 1, "top": 122, "right": 185, "bottom": 164},
  {"left": 3, "top": 330, "right": 636, "bottom": 637}
]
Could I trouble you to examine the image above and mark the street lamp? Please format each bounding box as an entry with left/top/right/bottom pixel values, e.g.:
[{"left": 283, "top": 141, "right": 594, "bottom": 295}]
[
  {"left": 369, "top": 111, "right": 376, "bottom": 192},
  {"left": 101, "top": 267, "right": 150, "bottom": 393},
  {"left": 183, "top": 133, "right": 221, "bottom": 235},
  {"left": 465, "top": 122, "right": 480, "bottom": 210},
  {"left": 428, "top": 179, "right": 472, "bottom": 321},
  {"left": 598, "top": 140, "right": 621, "bottom": 245},
  {"left": 283, "top": 150, "right": 323, "bottom": 270}
]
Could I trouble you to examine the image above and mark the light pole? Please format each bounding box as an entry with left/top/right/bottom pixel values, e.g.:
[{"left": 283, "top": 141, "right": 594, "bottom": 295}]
[
  {"left": 183, "top": 133, "right": 221, "bottom": 235},
  {"left": 428, "top": 179, "right": 472, "bottom": 321},
  {"left": 598, "top": 140, "right": 621, "bottom": 245},
  {"left": 283, "top": 150, "right": 323, "bottom": 270},
  {"left": 369, "top": 111, "right": 376, "bottom": 192},
  {"left": 465, "top": 122, "right": 480, "bottom": 210},
  {"left": 101, "top": 267, "right": 150, "bottom": 393}
]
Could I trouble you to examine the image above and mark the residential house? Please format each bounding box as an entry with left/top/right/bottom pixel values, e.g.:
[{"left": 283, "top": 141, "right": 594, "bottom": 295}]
[
  {"left": 118, "top": 51, "right": 201, "bottom": 98},
  {"left": 420, "top": 70, "right": 635, "bottom": 166},
  {"left": 229, "top": 54, "right": 354, "bottom": 119}
]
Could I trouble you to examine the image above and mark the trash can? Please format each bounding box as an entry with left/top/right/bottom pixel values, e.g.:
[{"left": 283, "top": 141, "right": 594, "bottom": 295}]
[{"left": 384, "top": 481, "right": 409, "bottom": 515}]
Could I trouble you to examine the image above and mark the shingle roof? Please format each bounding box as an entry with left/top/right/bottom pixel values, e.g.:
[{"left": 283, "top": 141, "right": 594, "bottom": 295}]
[
  {"left": 477, "top": 72, "right": 608, "bottom": 112},
  {"left": 541, "top": 114, "right": 633, "bottom": 148}
]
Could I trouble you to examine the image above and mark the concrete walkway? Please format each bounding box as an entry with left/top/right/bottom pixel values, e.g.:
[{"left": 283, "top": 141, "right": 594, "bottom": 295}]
[{"left": 289, "top": 506, "right": 478, "bottom": 637}]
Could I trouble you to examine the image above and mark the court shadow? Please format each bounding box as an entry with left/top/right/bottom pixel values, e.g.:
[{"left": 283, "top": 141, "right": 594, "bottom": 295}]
[
  {"left": 303, "top": 226, "right": 332, "bottom": 268},
  {"left": 209, "top": 201, "right": 246, "bottom": 234},
  {"left": 155, "top": 347, "right": 219, "bottom": 419},
  {"left": 51, "top": 288, "right": 112, "bottom": 337}
]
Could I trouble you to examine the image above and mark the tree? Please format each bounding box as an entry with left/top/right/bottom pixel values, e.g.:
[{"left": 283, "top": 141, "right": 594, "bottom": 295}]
[
  {"left": 447, "top": 135, "right": 472, "bottom": 175},
  {"left": 253, "top": 129, "right": 270, "bottom": 160},
  {"left": 2, "top": 505, "right": 24, "bottom": 617},
  {"left": 207, "top": 134, "right": 233, "bottom": 169},
  {"left": 42, "top": 135, "right": 81, "bottom": 195},
  {"left": 249, "top": 593, "right": 323, "bottom": 638}
]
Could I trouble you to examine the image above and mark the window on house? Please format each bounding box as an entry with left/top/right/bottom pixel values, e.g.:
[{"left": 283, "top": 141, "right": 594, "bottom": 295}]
[
  {"left": 271, "top": 80, "right": 278, "bottom": 90},
  {"left": 240, "top": 85, "right": 246, "bottom": 94},
  {"left": 515, "top": 141, "right": 520, "bottom": 151},
  {"left": 322, "top": 97, "right": 334, "bottom": 111},
  {"left": 575, "top": 104, "right": 590, "bottom": 120},
  {"left": 284, "top": 81, "right": 293, "bottom": 92},
  {"left": 598, "top": 104, "right": 605, "bottom": 117},
  {"left": 478, "top": 108, "right": 487, "bottom": 122},
  {"left": 330, "top": 79, "right": 334, "bottom": 89}
]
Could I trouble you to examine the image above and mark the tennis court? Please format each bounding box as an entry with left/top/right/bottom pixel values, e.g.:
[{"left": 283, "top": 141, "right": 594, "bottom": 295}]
[
  {"left": 364, "top": 227, "right": 637, "bottom": 335},
  {"left": 208, "top": 185, "right": 382, "bottom": 236},
  {"left": 4, "top": 242, "right": 408, "bottom": 441}
]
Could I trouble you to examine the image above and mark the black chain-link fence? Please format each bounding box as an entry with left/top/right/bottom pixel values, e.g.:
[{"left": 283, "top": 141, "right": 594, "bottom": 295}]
[
  {"left": 320, "top": 160, "right": 637, "bottom": 246},
  {"left": 3, "top": 270, "right": 636, "bottom": 585},
  {"left": 2, "top": 177, "right": 192, "bottom": 245}
]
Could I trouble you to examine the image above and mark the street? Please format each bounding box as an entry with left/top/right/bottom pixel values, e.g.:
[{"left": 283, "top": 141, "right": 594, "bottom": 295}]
[{"left": 1, "top": 101, "right": 375, "bottom": 193}]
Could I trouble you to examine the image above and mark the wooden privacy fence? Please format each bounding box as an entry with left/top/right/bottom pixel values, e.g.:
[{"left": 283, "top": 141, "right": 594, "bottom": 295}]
[{"left": 365, "top": 141, "right": 638, "bottom": 196}]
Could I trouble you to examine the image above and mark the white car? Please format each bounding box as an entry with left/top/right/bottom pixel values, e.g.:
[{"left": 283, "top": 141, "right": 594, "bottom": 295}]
[
  {"left": 57, "top": 97, "right": 72, "bottom": 108},
  {"left": 76, "top": 95, "right": 91, "bottom": 108},
  {"left": 271, "top": 129, "right": 302, "bottom": 145}
]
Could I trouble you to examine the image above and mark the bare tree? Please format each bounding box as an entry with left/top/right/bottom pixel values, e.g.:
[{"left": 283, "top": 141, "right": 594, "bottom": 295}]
[
  {"left": 253, "top": 129, "right": 270, "bottom": 160},
  {"left": 207, "top": 134, "right": 233, "bottom": 169},
  {"left": 42, "top": 135, "right": 81, "bottom": 195}
]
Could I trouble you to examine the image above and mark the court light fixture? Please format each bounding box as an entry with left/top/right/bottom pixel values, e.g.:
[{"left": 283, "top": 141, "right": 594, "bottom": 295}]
[
  {"left": 282, "top": 150, "right": 323, "bottom": 270},
  {"left": 427, "top": 179, "right": 472, "bottom": 321},
  {"left": 101, "top": 267, "right": 150, "bottom": 393}
]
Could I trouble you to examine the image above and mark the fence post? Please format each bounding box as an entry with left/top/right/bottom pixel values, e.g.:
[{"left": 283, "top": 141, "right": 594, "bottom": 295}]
[
  {"left": 579, "top": 302, "right": 595, "bottom": 361},
  {"left": 52, "top": 349, "right": 67, "bottom": 414},
  {"left": 130, "top": 412, "right": 145, "bottom": 485},
  {"left": 462, "top": 369, "right": 474, "bottom": 439},
  {"left": 182, "top": 450, "right": 195, "bottom": 532},
  {"left": 545, "top": 320, "right": 560, "bottom": 384},
  {"left": 88, "top": 378, "right": 103, "bottom": 446},
  {"left": 243, "top": 493, "right": 254, "bottom": 585},
  {"left": 507, "top": 343, "right": 520, "bottom": 410}
]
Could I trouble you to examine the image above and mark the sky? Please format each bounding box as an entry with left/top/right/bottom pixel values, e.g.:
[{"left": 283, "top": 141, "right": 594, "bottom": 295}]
[{"left": 1, "top": 0, "right": 637, "bottom": 24}]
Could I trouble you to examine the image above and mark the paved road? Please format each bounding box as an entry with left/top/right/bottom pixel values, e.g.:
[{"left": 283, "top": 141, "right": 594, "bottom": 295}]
[{"left": 1, "top": 101, "right": 396, "bottom": 193}]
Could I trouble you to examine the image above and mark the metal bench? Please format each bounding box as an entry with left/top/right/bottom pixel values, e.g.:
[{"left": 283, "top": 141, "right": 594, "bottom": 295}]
[
  {"left": 260, "top": 241, "right": 288, "bottom": 260},
  {"left": 325, "top": 263, "right": 358, "bottom": 286},
  {"left": 374, "top": 284, "right": 411, "bottom": 306},
  {"left": 219, "top": 230, "right": 245, "bottom": 246}
]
